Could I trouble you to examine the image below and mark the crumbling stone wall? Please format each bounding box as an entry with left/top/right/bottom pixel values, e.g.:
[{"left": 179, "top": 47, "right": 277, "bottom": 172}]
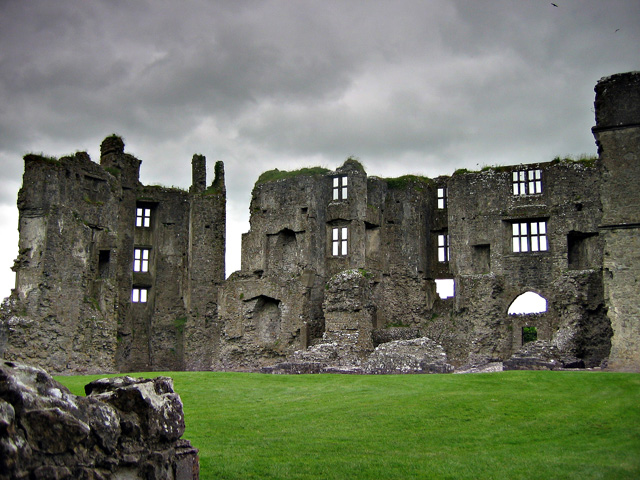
[
  {"left": 0, "top": 360, "right": 198, "bottom": 479},
  {"left": 219, "top": 160, "right": 442, "bottom": 369},
  {"left": 1, "top": 136, "right": 226, "bottom": 374},
  {"left": 3, "top": 72, "right": 639, "bottom": 374},
  {"left": 448, "top": 160, "right": 611, "bottom": 366},
  {"left": 222, "top": 147, "right": 615, "bottom": 371}
]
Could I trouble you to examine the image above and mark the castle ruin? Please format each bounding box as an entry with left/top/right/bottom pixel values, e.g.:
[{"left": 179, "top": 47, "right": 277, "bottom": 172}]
[{"left": 1, "top": 72, "right": 639, "bottom": 373}]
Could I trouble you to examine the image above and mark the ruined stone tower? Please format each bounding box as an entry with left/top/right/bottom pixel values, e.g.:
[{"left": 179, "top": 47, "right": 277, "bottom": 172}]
[
  {"left": 593, "top": 71, "right": 640, "bottom": 371},
  {"left": 0, "top": 136, "right": 225, "bottom": 374}
]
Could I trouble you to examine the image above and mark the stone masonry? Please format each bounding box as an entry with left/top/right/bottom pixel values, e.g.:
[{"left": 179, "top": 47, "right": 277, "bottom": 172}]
[
  {"left": 1, "top": 71, "right": 639, "bottom": 373},
  {"left": 0, "top": 360, "right": 199, "bottom": 479},
  {"left": 0, "top": 136, "right": 225, "bottom": 374}
]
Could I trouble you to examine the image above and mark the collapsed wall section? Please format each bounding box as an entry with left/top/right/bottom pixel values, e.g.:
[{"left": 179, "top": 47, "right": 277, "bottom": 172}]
[{"left": 2, "top": 150, "right": 124, "bottom": 374}]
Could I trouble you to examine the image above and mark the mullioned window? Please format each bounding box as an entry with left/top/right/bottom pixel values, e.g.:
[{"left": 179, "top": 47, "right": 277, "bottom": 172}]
[
  {"left": 512, "top": 169, "right": 542, "bottom": 195},
  {"left": 332, "top": 176, "right": 348, "bottom": 201}
]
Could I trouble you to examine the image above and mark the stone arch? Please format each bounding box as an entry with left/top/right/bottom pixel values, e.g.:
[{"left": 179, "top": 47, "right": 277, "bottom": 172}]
[
  {"left": 507, "top": 291, "right": 548, "bottom": 315},
  {"left": 254, "top": 296, "right": 282, "bottom": 345}
]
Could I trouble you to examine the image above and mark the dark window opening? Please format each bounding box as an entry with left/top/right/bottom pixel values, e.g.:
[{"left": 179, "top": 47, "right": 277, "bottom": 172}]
[
  {"left": 522, "top": 326, "right": 538, "bottom": 344},
  {"left": 98, "top": 250, "right": 110, "bottom": 278},
  {"left": 255, "top": 296, "right": 281, "bottom": 345},
  {"left": 472, "top": 244, "right": 490, "bottom": 274},
  {"left": 568, "top": 232, "right": 599, "bottom": 270},
  {"left": 365, "top": 223, "right": 381, "bottom": 261}
]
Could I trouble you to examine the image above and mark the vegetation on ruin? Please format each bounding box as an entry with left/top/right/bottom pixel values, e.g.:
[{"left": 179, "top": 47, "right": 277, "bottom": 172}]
[
  {"left": 58, "top": 371, "right": 640, "bottom": 480},
  {"left": 384, "top": 174, "right": 433, "bottom": 190},
  {"left": 104, "top": 166, "right": 121, "bottom": 177},
  {"left": 343, "top": 156, "right": 366, "bottom": 173},
  {"left": 24, "top": 153, "right": 61, "bottom": 165},
  {"left": 551, "top": 153, "right": 599, "bottom": 168},
  {"left": 256, "top": 166, "right": 332, "bottom": 185},
  {"left": 454, "top": 154, "right": 599, "bottom": 176}
]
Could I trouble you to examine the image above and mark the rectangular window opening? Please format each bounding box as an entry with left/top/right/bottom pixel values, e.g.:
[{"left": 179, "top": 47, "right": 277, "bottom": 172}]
[
  {"left": 98, "top": 250, "right": 110, "bottom": 278},
  {"left": 437, "top": 233, "right": 450, "bottom": 262},
  {"left": 132, "top": 287, "right": 148, "bottom": 303},
  {"left": 136, "top": 207, "right": 152, "bottom": 228},
  {"left": 522, "top": 326, "right": 538, "bottom": 345},
  {"left": 332, "top": 226, "right": 348, "bottom": 256},
  {"left": 437, "top": 187, "right": 448, "bottom": 209},
  {"left": 567, "top": 232, "right": 598, "bottom": 270},
  {"left": 133, "top": 248, "right": 150, "bottom": 272},
  {"left": 472, "top": 244, "right": 490, "bottom": 274},
  {"left": 512, "top": 221, "right": 548, "bottom": 253},
  {"left": 435, "top": 279, "right": 455, "bottom": 299},
  {"left": 332, "top": 176, "right": 348, "bottom": 201},
  {"left": 513, "top": 169, "right": 542, "bottom": 195}
]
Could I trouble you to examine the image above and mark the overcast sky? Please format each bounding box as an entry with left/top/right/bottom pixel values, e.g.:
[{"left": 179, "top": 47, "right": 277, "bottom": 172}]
[{"left": 0, "top": 0, "right": 638, "bottom": 299}]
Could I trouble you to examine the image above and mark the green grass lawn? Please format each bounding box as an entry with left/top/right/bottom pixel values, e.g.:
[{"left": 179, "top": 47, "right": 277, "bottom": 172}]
[{"left": 57, "top": 371, "right": 640, "bottom": 480}]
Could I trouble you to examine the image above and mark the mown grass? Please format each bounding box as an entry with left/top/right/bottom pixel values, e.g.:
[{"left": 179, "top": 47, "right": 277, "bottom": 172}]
[{"left": 56, "top": 371, "right": 640, "bottom": 480}]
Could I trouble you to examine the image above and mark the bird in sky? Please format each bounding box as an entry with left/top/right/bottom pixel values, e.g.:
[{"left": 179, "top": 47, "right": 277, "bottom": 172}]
[{"left": 551, "top": 3, "right": 558, "bottom": 6}]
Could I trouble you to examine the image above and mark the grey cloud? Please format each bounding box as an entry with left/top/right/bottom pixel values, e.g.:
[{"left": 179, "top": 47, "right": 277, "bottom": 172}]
[{"left": 0, "top": 0, "right": 639, "bottom": 291}]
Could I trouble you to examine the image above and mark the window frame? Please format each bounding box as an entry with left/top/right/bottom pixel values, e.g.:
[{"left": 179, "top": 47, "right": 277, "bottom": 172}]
[
  {"left": 512, "top": 220, "right": 548, "bottom": 253},
  {"left": 437, "top": 187, "right": 448, "bottom": 209},
  {"left": 132, "top": 287, "right": 148, "bottom": 303},
  {"left": 437, "top": 233, "right": 450, "bottom": 262},
  {"left": 332, "top": 176, "right": 348, "bottom": 201},
  {"left": 135, "top": 207, "right": 152, "bottom": 228},
  {"left": 332, "top": 226, "right": 348, "bottom": 256},
  {"left": 133, "top": 248, "right": 150, "bottom": 273},
  {"left": 512, "top": 169, "right": 542, "bottom": 196}
]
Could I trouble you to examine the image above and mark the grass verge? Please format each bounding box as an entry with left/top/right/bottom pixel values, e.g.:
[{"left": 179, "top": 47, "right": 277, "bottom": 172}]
[{"left": 57, "top": 371, "right": 640, "bottom": 480}]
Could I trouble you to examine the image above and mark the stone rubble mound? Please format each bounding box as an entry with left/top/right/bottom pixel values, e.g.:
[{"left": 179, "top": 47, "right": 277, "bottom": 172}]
[
  {"left": 503, "top": 340, "right": 585, "bottom": 370},
  {"left": 0, "top": 360, "right": 199, "bottom": 480},
  {"left": 362, "top": 337, "right": 454, "bottom": 374},
  {"left": 265, "top": 336, "right": 454, "bottom": 374}
]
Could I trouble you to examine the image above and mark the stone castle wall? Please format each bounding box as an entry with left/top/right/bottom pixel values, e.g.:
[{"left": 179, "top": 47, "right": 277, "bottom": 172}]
[
  {"left": 1, "top": 136, "right": 226, "bottom": 375},
  {"left": 1, "top": 71, "right": 638, "bottom": 373}
]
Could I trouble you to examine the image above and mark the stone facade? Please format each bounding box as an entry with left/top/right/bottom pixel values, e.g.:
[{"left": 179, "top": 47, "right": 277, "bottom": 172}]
[
  {"left": 0, "top": 136, "right": 225, "bottom": 374},
  {"left": 1, "top": 72, "right": 639, "bottom": 373},
  {"left": 219, "top": 155, "right": 612, "bottom": 371}
]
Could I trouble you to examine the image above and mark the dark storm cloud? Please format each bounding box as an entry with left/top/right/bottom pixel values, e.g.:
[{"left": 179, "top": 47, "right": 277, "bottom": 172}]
[{"left": 0, "top": 0, "right": 639, "bottom": 295}]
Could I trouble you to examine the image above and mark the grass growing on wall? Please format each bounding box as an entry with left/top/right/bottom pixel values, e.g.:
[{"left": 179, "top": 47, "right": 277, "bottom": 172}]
[
  {"left": 255, "top": 167, "right": 331, "bottom": 185},
  {"left": 57, "top": 371, "right": 640, "bottom": 480}
]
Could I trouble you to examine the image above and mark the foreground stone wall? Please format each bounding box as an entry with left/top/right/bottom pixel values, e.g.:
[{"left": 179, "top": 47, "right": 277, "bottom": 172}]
[{"left": 0, "top": 360, "right": 198, "bottom": 479}]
